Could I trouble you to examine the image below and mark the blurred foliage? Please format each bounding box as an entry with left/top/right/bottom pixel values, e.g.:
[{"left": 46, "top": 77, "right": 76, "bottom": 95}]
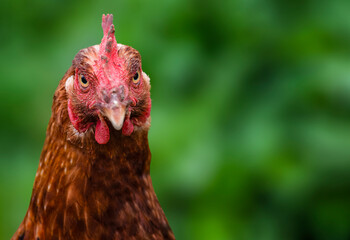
[{"left": 1, "top": 0, "right": 350, "bottom": 239}]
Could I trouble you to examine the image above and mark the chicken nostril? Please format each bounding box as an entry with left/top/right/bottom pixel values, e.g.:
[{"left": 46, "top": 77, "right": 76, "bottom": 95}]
[
  {"left": 102, "top": 89, "right": 110, "bottom": 103},
  {"left": 103, "top": 86, "right": 125, "bottom": 104},
  {"left": 103, "top": 95, "right": 110, "bottom": 103},
  {"left": 118, "top": 85, "right": 125, "bottom": 102}
]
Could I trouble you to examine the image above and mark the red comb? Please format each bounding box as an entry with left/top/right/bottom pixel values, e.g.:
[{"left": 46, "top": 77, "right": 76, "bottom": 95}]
[
  {"left": 99, "top": 14, "right": 118, "bottom": 65},
  {"left": 102, "top": 14, "right": 114, "bottom": 35},
  {"left": 94, "top": 13, "right": 125, "bottom": 87}
]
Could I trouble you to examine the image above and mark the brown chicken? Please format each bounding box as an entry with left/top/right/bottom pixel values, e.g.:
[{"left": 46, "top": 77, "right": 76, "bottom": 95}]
[{"left": 12, "top": 14, "right": 175, "bottom": 240}]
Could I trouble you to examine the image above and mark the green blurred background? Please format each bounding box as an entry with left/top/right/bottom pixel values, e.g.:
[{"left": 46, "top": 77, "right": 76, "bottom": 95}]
[{"left": 1, "top": 0, "right": 350, "bottom": 239}]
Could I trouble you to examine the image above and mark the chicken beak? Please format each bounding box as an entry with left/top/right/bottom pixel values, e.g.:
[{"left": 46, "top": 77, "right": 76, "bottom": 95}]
[
  {"left": 102, "top": 100, "right": 126, "bottom": 130},
  {"left": 99, "top": 85, "right": 127, "bottom": 131}
]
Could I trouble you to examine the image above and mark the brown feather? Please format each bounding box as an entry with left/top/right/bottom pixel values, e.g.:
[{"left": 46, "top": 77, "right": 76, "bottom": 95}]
[{"left": 12, "top": 47, "right": 174, "bottom": 240}]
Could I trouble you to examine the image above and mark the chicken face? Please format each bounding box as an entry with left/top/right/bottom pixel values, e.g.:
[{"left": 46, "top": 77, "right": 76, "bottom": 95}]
[{"left": 65, "top": 14, "right": 151, "bottom": 144}]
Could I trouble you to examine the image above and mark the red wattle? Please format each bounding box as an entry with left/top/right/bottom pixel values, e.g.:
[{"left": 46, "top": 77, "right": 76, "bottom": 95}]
[
  {"left": 122, "top": 118, "right": 134, "bottom": 136},
  {"left": 95, "top": 117, "right": 110, "bottom": 144}
]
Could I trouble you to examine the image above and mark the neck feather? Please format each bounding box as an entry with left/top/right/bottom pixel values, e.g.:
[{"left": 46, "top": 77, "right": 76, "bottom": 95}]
[{"left": 16, "top": 73, "right": 174, "bottom": 239}]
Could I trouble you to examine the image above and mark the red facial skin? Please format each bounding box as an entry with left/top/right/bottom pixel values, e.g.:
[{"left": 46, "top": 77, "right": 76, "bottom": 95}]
[{"left": 66, "top": 14, "right": 151, "bottom": 144}]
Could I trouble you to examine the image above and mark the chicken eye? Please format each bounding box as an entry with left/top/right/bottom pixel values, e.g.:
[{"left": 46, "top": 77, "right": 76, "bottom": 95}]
[
  {"left": 79, "top": 75, "right": 89, "bottom": 88},
  {"left": 132, "top": 71, "right": 140, "bottom": 84}
]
